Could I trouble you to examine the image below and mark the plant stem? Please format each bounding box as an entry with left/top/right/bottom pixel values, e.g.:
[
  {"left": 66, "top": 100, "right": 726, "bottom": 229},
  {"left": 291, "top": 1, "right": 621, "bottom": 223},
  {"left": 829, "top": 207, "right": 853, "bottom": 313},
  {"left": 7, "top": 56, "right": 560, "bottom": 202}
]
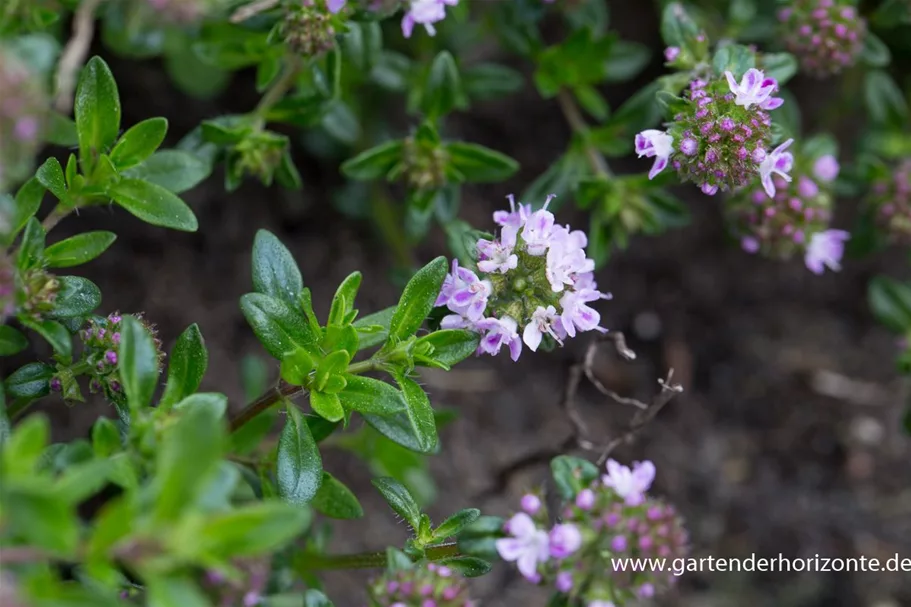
[
  {"left": 252, "top": 54, "right": 303, "bottom": 128},
  {"left": 370, "top": 186, "right": 415, "bottom": 269},
  {"left": 556, "top": 88, "right": 613, "bottom": 178},
  {"left": 346, "top": 358, "right": 383, "bottom": 375},
  {"left": 295, "top": 542, "right": 461, "bottom": 571},
  {"left": 42, "top": 205, "right": 71, "bottom": 233},
  {"left": 54, "top": 0, "right": 105, "bottom": 113}
]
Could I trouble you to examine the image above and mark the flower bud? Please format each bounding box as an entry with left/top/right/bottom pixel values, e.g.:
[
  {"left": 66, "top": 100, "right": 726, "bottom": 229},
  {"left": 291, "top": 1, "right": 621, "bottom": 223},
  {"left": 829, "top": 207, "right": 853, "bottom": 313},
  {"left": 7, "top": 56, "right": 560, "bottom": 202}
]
[
  {"left": 866, "top": 158, "right": 911, "bottom": 245},
  {"left": 0, "top": 47, "right": 47, "bottom": 193},
  {"left": 779, "top": 0, "right": 866, "bottom": 77},
  {"left": 367, "top": 563, "right": 474, "bottom": 606},
  {"left": 18, "top": 269, "right": 59, "bottom": 321},
  {"left": 401, "top": 136, "right": 448, "bottom": 191},
  {"left": 281, "top": 2, "right": 338, "bottom": 57}
]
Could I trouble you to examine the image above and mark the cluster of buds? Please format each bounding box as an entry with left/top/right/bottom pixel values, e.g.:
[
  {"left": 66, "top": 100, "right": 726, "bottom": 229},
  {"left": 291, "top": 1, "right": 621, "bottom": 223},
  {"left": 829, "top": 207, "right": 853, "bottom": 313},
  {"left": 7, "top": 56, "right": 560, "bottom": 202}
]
[
  {"left": 0, "top": 47, "right": 47, "bottom": 193},
  {"left": 199, "top": 558, "right": 270, "bottom": 607},
  {"left": 281, "top": 1, "right": 341, "bottom": 57},
  {"left": 366, "top": 562, "right": 476, "bottom": 607},
  {"left": 727, "top": 152, "right": 848, "bottom": 274},
  {"left": 867, "top": 158, "right": 911, "bottom": 245},
  {"left": 436, "top": 194, "right": 610, "bottom": 362},
  {"left": 231, "top": 131, "right": 288, "bottom": 186},
  {"left": 635, "top": 68, "right": 791, "bottom": 196},
  {"left": 496, "top": 459, "right": 689, "bottom": 606},
  {"left": 17, "top": 269, "right": 58, "bottom": 321},
  {"left": 328, "top": 0, "right": 457, "bottom": 37},
  {"left": 778, "top": 0, "right": 866, "bottom": 78},
  {"left": 401, "top": 136, "right": 448, "bottom": 191}
]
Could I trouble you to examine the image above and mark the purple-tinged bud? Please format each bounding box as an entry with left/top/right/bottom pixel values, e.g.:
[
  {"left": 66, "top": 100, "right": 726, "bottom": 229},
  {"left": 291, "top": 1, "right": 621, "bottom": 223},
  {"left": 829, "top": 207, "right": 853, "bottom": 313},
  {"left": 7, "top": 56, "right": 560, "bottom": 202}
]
[
  {"left": 50, "top": 377, "right": 62, "bottom": 392},
  {"left": 521, "top": 494, "right": 542, "bottom": 514},
  {"left": 110, "top": 380, "right": 122, "bottom": 392},
  {"left": 549, "top": 524, "right": 582, "bottom": 558},
  {"left": 576, "top": 488, "right": 596, "bottom": 510},
  {"left": 556, "top": 571, "right": 573, "bottom": 592},
  {"left": 105, "top": 350, "right": 118, "bottom": 365},
  {"left": 664, "top": 46, "right": 681, "bottom": 62},
  {"left": 701, "top": 183, "right": 719, "bottom": 196},
  {"left": 638, "top": 583, "right": 656, "bottom": 598},
  {"left": 797, "top": 176, "right": 819, "bottom": 198},
  {"left": 611, "top": 535, "right": 627, "bottom": 552}
]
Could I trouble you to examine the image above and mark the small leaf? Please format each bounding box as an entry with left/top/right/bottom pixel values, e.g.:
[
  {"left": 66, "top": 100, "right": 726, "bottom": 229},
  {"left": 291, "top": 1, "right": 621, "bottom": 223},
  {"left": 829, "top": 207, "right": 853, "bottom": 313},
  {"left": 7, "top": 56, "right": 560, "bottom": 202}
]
[
  {"left": 17, "top": 217, "right": 45, "bottom": 270},
  {"left": 108, "top": 178, "right": 199, "bottom": 232},
  {"left": 276, "top": 401, "right": 323, "bottom": 505},
  {"left": 445, "top": 142, "right": 519, "bottom": 183},
  {"left": 760, "top": 52, "right": 798, "bottom": 86},
  {"left": 110, "top": 117, "right": 169, "bottom": 170},
  {"left": 354, "top": 306, "right": 395, "bottom": 350},
  {"left": 92, "top": 417, "right": 121, "bottom": 457},
  {"left": 147, "top": 577, "right": 210, "bottom": 607},
  {"left": 437, "top": 555, "right": 491, "bottom": 577},
  {"left": 422, "top": 51, "right": 466, "bottom": 119},
  {"left": 329, "top": 271, "right": 362, "bottom": 326},
  {"left": 240, "top": 293, "right": 319, "bottom": 359},
  {"left": 44, "top": 231, "right": 117, "bottom": 268},
  {"left": 372, "top": 476, "right": 421, "bottom": 530},
  {"left": 119, "top": 315, "right": 161, "bottom": 411},
  {"left": 4, "top": 362, "right": 54, "bottom": 404},
  {"left": 36, "top": 157, "right": 67, "bottom": 200},
  {"left": 173, "top": 392, "right": 227, "bottom": 419},
  {"left": 341, "top": 141, "right": 404, "bottom": 180},
  {"left": 281, "top": 347, "right": 315, "bottom": 386},
  {"left": 252, "top": 230, "right": 304, "bottom": 310},
  {"left": 75, "top": 56, "right": 121, "bottom": 172},
  {"left": 394, "top": 374, "right": 438, "bottom": 452},
  {"left": 868, "top": 276, "right": 911, "bottom": 333},
  {"left": 310, "top": 471, "right": 364, "bottom": 519},
  {"left": 712, "top": 44, "right": 755, "bottom": 78},
  {"left": 47, "top": 276, "right": 102, "bottom": 318},
  {"left": 20, "top": 319, "right": 71, "bottom": 359},
  {"left": 310, "top": 391, "right": 344, "bottom": 422},
  {"left": 550, "top": 455, "right": 600, "bottom": 500},
  {"left": 122, "top": 150, "right": 211, "bottom": 194},
  {"left": 388, "top": 256, "right": 448, "bottom": 343},
  {"left": 0, "top": 326, "right": 29, "bottom": 356},
  {"left": 463, "top": 63, "right": 524, "bottom": 100},
  {"left": 159, "top": 323, "right": 208, "bottom": 409},
  {"left": 199, "top": 500, "right": 312, "bottom": 557},
  {"left": 2, "top": 179, "right": 44, "bottom": 247},
  {"left": 338, "top": 375, "right": 406, "bottom": 416},
  {"left": 414, "top": 330, "right": 479, "bottom": 369},
  {"left": 433, "top": 508, "right": 480, "bottom": 540},
  {"left": 860, "top": 33, "right": 891, "bottom": 68}
]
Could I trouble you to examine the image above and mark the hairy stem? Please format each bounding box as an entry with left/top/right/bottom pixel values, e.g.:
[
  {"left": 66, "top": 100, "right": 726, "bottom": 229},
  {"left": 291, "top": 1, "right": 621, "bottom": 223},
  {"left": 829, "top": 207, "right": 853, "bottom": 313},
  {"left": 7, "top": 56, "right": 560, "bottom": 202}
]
[
  {"left": 253, "top": 55, "right": 302, "bottom": 128},
  {"left": 295, "top": 542, "right": 461, "bottom": 571},
  {"left": 556, "top": 88, "right": 613, "bottom": 177},
  {"left": 370, "top": 187, "right": 415, "bottom": 269},
  {"left": 54, "top": 0, "right": 105, "bottom": 113},
  {"left": 42, "top": 205, "right": 71, "bottom": 234}
]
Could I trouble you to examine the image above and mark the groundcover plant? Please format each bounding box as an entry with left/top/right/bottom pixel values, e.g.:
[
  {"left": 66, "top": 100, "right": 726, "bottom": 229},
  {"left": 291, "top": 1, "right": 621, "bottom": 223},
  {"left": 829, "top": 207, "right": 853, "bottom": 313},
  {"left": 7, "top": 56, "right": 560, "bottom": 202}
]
[{"left": 1, "top": 0, "right": 910, "bottom": 605}]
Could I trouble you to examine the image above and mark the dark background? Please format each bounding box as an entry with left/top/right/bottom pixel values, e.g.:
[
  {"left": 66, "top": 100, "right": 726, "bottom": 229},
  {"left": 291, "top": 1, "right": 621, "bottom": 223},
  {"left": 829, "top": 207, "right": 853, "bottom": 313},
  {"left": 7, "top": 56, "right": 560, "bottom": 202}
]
[{"left": 4, "top": 1, "right": 911, "bottom": 605}]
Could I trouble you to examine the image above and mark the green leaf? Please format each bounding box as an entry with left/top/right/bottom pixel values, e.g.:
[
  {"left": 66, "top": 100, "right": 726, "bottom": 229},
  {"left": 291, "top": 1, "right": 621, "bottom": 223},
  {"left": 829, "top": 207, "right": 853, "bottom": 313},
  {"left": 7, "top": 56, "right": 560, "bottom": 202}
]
[
  {"left": 122, "top": 150, "right": 211, "bottom": 194},
  {"left": 36, "top": 157, "right": 67, "bottom": 200},
  {"left": 304, "top": 590, "right": 335, "bottom": 607},
  {"left": 414, "top": 330, "right": 479, "bottom": 369},
  {"left": 422, "top": 51, "right": 466, "bottom": 119},
  {"left": 3, "top": 486, "right": 79, "bottom": 555},
  {"left": 712, "top": 44, "right": 756, "bottom": 78},
  {"left": 394, "top": 374, "right": 438, "bottom": 452},
  {"left": 463, "top": 63, "right": 524, "bottom": 100},
  {"left": 4, "top": 362, "right": 54, "bottom": 404},
  {"left": 276, "top": 401, "right": 323, "bottom": 505},
  {"left": 2, "top": 179, "right": 44, "bottom": 248},
  {"left": 328, "top": 271, "right": 362, "bottom": 326},
  {"left": 159, "top": 323, "right": 208, "bottom": 409},
  {"left": 310, "top": 391, "right": 344, "bottom": 422},
  {"left": 154, "top": 400, "right": 225, "bottom": 521},
  {"left": 110, "top": 117, "right": 169, "bottom": 170},
  {"left": 241, "top": 293, "right": 319, "bottom": 359},
  {"left": 445, "top": 142, "right": 519, "bottom": 183},
  {"left": 660, "top": 2, "right": 704, "bottom": 57},
  {"left": 20, "top": 319, "right": 71, "bottom": 359},
  {"left": 860, "top": 33, "right": 891, "bottom": 68},
  {"left": 108, "top": 178, "right": 199, "bottom": 232},
  {"left": 437, "top": 555, "right": 491, "bottom": 577},
  {"left": 173, "top": 392, "right": 227, "bottom": 419},
  {"left": 44, "top": 231, "right": 117, "bottom": 268},
  {"left": 44, "top": 112, "right": 79, "bottom": 147},
  {"left": 118, "top": 315, "right": 161, "bottom": 410},
  {"left": 387, "top": 256, "right": 447, "bottom": 343},
  {"left": 433, "top": 508, "right": 480, "bottom": 540},
  {"left": 760, "top": 52, "right": 798, "bottom": 86},
  {"left": 281, "top": 347, "right": 315, "bottom": 386},
  {"left": 147, "top": 577, "right": 210, "bottom": 607},
  {"left": 868, "top": 276, "right": 911, "bottom": 333},
  {"left": 310, "top": 471, "right": 364, "bottom": 519},
  {"left": 354, "top": 306, "right": 395, "bottom": 350},
  {"left": 47, "top": 276, "right": 102, "bottom": 318},
  {"left": 604, "top": 40, "right": 651, "bottom": 83},
  {"left": 337, "top": 375, "right": 406, "bottom": 416},
  {"left": 17, "top": 217, "right": 45, "bottom": 270},
  {"left": 864, "top": 70, "right": 908, "bottom": 126},
  {"left": 372, "top": 476, "right": 421, "bottom": 530},
  {"left": 550, "top": 455, "right": 600, "bottom": 500},
  {"left": 252, "top": 230, "right": 304, "bottom": 309},
  {"left": 199, "top": 500, "right": 312, "bottom": 557},
  {"left": 0, "top": 325, "right": 29, "bottom": 356},
  {"left": 92, "top": 417, "right": 121, "bottom": 457},
  {"left": 341, "top": 141, "right": 404, "bottom": 180},
  {"left": 75, "top": 57, "right": 121, "bottom": 172}
]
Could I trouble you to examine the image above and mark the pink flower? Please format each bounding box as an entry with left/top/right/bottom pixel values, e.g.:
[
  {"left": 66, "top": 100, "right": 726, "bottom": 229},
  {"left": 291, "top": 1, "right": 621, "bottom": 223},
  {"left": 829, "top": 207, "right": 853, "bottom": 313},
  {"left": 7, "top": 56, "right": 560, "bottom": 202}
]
[
  {"left": 476, "top": 316, "right": 523, "bottom": 361},
  {"left": 401, "top": 0, "right": 458, "bottom": 38},
  {"left": 546, "top": 237, "right": 594, "bottom": 292},
  {"left": 521, "top": 494, "right": 541, "bottom": 514},
  {"left": 522, "top": 305, "right": 564, "bottom": 352},
  {"left": 602, "top": 459, "right": 656, "bottom": 506},
  {"left": 495, "top": 513, "right": 550, "bottom": 580},
  {"left": 521, "top": 202, "right": 557, "bottom": 256},
  {"left": 327, "top": 0, "right": 346, "bottom": 12},
  {"left": 548, "top": 523, "right": 583, "bottom": 558},
  {"left": 664, "top": 46, "right": 681, "bottom": 62},
  {"left": 477, "top": 234, "right": 518, "bottom": 274},
  {"left": 759, "top": 138, "right": 794, "bottom": 198},
  {"left": 804, "top": 229, "right": 849, "bottom": 274},
  {"left": 724, "top": 69, "right": 783, "bottom": 110},
  {"left": 494, "top": 194, "right": 532, "bottom": 231},
  {"left": 635, "top": 129, "right": 674, "bottom": 180},
  {"left": 559, "top": 289, "right": 608, "bottom": 338},
  {"left": 440, "top": 260, "right": 491, "bottom": 321},
  {"left": 813, "top": 154, "right": 840, "bottom": 182}
]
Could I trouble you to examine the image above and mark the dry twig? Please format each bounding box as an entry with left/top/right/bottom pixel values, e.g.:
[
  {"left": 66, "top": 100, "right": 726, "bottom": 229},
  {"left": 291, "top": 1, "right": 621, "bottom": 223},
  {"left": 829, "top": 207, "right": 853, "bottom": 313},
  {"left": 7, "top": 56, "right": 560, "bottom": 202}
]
[
  {"left": 230, "top": 0, "right": 279, "bottom": 23},
  {"left": 54, "top": 0, "right": 104, "bottom": 113}
]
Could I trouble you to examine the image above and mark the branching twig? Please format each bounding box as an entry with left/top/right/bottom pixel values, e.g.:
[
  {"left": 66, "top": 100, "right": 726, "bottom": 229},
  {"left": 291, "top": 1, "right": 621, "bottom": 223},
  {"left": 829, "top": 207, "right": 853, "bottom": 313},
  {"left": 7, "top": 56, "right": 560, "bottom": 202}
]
[
  {"left": 54, "top": 0, "right": 104, "bottom": 113},
  {"left": 479, "top": 333, "right": 683, "bottom": 499}
]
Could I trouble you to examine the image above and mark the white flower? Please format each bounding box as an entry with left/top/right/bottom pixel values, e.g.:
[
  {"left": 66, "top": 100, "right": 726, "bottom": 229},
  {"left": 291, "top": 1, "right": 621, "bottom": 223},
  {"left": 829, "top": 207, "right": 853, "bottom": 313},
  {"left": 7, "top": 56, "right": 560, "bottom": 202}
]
[
  {"left": 602, "top": 459, "right": 656, "bottom": 506},
  {"left": 559, "top": 288, "right": 608, "bottom": 338},
  {"left": 724, "top": 68, "right": 783, "bottom": 110},
  {"left": 401, "top": 0, "right": 457, "bottom": 38},
  {"left": 546, "top": 238, "right": 595, "bottom": 292},
  {"left": 804, "top": 229, "right": 850, "bottom": 275},
  {"left": 477, "top": 232, "right": 518, "bottom": 274},
  {"left": 522, "top": 305, "right": 565, "bottom": 352},
  {"left": 495, "top": 513, "right": 550, "bottom": 580},
  {"left": 635, "top": 129, "right": 674, "bottom": 180},
  {"left": 758, "top": 138, "right": 794, "bottom": 198},
  {"left": 475, "top": 315, "right": 523, "bottom": 361},
  {"left": 521, "top": 208, "right": 556, "bottom": 256}
]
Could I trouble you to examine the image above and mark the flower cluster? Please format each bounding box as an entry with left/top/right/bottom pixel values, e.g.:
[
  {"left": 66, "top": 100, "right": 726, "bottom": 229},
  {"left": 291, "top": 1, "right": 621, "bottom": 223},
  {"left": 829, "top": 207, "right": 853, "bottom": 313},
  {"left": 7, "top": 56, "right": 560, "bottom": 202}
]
[
  {"left": 867, "top": 158, "right": 911, "bottom": 245},
  {"left": 17, "top": 269, "right": 59, "bottom": 321},
  {"left": 778, "top": 0, "right": 866, "bottom": 78},
  {"left": 330, "top": 0, "right": 457, "bottom": 37},
  {"left": 496, "top": 459, "right": 689, "bottom": 606},
  {"left": 402, "top": 135, "right": 448, "bottom": 191},
  {"left": 636, "top": 68, "right": 791, "bottom": 196},
  {"left": 0, "top": 47, "right": 47, "bottom": 194},
  {"left": 282, "top": 1, "right": 339, "bottom": 56},
  {"left": 727, "top": 152, "right": 849, "bottom": 274},
  {"left": 366, "top": 563, "right": 476, "bottom": 607},
  {"left": 436, "top": 195, "right": 610, "bottom": 362}
]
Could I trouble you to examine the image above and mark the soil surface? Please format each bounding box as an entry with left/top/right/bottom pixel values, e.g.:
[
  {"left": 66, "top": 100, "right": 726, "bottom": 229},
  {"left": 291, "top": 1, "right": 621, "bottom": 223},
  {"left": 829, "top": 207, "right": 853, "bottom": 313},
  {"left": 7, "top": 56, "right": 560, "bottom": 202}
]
[{"left": 4, "top": 2, "right": 911, "bottom": 606}]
